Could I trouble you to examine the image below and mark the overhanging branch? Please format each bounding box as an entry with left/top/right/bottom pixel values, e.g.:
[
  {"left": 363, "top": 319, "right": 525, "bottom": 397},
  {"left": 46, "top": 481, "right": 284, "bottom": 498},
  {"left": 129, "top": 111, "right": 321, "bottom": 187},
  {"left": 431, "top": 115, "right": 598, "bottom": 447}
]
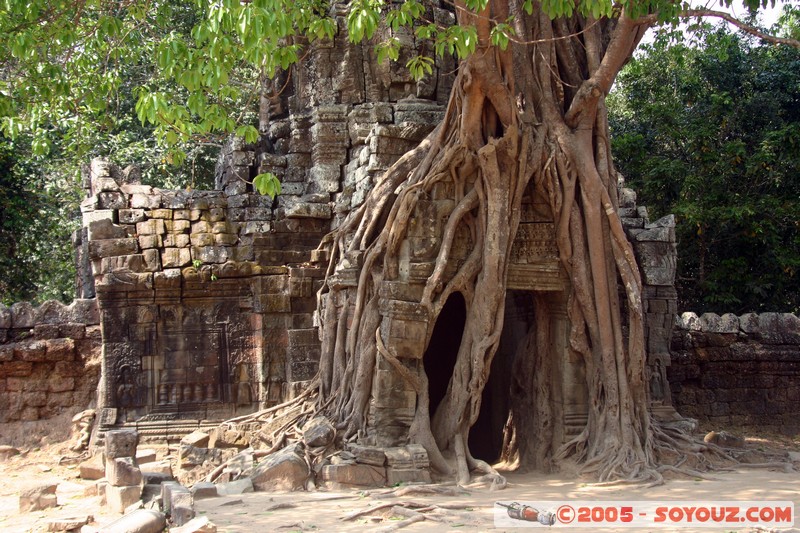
[{"left": 655, "top": 9, "right": 800, "bottom": 49}]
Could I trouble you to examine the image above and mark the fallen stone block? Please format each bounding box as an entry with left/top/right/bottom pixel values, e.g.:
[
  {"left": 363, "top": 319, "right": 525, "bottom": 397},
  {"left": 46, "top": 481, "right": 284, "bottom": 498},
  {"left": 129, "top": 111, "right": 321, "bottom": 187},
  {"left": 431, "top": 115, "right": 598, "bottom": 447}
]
[
  {"left": 106, "top": 457, "right": 143, "bottom": 486},
  {"left": 96, "top": 509, "right": 166, "bottom": 533},
  {"left": 169, "top": 516, "right": 217, "bottom": 533},
  {"left": 143, "top": 471, "right": 173, "bottom": 485},
  {"left": 190, "top": 482, "right": 218, "bottom": 500},
  {"left": 216, "top": 478, "right": 253, "bottom": 495},
  {"left": 105, "top": 429, "right": 139, "bottom": 459},
  {"left": 161, "top": 482, "right": 192, "bottom": 515},
  {"left": 0, "top": 444, "right": 20, "bottom": 461},
  {"left": 321, "top": 463, "right": 386, "bottom": 487},
  {"left": 179, "top": 445, "right": 223, "bottom": 468},
  {"left": 181, "top": 430, "right": 210, "bottom": 449},
  {"left": 302, "top": 416, "right": 335, "bottom": 447},
  {"left": 208, "top": 427, "right": 249, "bottom": 449},
  {"left": 386, "top": 467, "right": 431, "bottom": 485},
  {"left": 106, "top": 484, "right": 142, "bottom": 514},
  {"left": 347, "top": 445, "right": 386, "bottom": 467},
  {"left": 250, "top": 445, "right": 309, "bottom": 491},
  {"left": 79, "top": 455, "right": 105, "bottom": 480},
  {"left": 141, "top": 484, "right": 162, "bottom": 505},
  {"left": 141, "top": 460, "right": 173, "bottom": 478},
  {"left": 19, "top": 483, "right": 58, "bottom": 512},
  {"left": 136, "top": 449, "right": 158, "bottom": 464},
  {"left": 171, "top": 504, "right": 195, "bottom": 527},
  {"left": 46, "top": 514, "right": 92, "bottom": 531}
]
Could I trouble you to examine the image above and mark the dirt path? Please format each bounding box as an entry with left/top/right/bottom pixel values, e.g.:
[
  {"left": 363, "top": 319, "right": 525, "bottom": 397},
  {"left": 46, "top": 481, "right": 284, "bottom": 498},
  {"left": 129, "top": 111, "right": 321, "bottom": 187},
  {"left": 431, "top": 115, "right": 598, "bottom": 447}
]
[
  {"left": 193, "top": 468, "right": 800, "bottom": 533},
  {"left": 0, "top": 433, "right": 797, "bottom": 532}
]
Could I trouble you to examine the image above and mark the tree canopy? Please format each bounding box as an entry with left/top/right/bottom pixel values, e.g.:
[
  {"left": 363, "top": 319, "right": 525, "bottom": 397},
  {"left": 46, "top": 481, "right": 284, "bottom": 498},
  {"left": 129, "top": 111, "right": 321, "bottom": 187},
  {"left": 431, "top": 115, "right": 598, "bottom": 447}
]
[
  {"left": 609, "top": 19, "right": 800, "bottom": 313},
  {"left": 1, "top": 0, "right": 796, "bottom": 167}
]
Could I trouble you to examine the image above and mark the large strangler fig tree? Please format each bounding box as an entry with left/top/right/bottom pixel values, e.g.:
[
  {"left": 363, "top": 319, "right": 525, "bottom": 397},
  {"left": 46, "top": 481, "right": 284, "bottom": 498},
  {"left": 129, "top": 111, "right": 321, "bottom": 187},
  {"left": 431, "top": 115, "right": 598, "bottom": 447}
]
[
  {"left": 318, "top": 1, "right": 656, "bottom": 484},
  {"left": 2, "top": 0, "right": 796, "bottom": 484},
  {"left": 313, "top": 0, "right": 798, "bottom": 484}
]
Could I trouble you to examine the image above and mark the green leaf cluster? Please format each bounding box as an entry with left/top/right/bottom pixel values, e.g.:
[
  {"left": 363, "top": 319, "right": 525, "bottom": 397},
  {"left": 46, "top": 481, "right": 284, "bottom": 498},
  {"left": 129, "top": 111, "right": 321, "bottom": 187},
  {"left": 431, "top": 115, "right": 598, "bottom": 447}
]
[{"left": 609, "top": 18, "right": 800, "bottom": 313}]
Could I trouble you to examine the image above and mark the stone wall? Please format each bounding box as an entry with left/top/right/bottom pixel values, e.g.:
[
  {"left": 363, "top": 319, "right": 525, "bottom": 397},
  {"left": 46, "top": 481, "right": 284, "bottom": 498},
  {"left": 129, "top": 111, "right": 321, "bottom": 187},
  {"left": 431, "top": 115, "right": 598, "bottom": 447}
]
[
  {"left": 668, "top": 312, "right": 800, "bottom": 434},
  {"left": 0, "top": 300, "right": 101, "bottom": 422},
  {"left": 75, "top": 6, "right": 459, "bottom": 434}
]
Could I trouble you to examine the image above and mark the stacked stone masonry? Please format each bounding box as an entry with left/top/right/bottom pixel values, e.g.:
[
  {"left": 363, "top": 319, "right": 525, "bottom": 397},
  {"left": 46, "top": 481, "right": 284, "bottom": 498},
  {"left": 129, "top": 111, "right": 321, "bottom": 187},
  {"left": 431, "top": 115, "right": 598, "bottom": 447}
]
[
  {"left": 75, "top": 8, "right": 459, "bottom": 436},
  {"left": 668, "top": 312, "right": 800, "bottom": 434},
  {"left": 0, "top": 299, "right": 100, "bottom": 422}
]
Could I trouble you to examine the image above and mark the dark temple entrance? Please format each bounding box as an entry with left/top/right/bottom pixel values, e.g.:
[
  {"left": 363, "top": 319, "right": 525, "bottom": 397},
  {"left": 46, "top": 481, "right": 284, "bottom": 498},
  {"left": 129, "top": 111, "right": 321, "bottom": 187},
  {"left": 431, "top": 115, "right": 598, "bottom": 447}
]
[
  {"left": 468, "top": 290, "right": 535, "bottom": 464},
  {"left": 424, "top": 292, "right": 466, "bottom": 420}
]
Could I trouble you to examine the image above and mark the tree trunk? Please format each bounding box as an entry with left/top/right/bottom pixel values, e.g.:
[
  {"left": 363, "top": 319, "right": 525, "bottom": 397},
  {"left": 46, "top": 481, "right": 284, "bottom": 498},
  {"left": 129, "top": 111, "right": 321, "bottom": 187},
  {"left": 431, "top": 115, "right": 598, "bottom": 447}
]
[{"left": 317, "top": 2, "right": 663, "bottom": 482}]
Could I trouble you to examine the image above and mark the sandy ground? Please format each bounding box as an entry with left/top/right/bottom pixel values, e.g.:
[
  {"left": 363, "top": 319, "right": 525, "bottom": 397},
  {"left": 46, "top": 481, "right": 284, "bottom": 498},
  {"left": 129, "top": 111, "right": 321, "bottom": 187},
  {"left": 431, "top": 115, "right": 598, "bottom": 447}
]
[
  {"left": 193, "top": 468, "right": 800, "bottom": 533},
  {"left": 0, "top": 431, "right": 798, "bottom": 533}
]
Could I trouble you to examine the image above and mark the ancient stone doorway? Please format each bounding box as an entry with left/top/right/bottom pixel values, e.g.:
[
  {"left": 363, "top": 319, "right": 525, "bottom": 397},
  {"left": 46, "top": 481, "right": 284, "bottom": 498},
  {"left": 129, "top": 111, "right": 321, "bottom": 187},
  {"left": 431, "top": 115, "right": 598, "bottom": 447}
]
[
  {"left": 469, "top": 290, "right": 536, "bottom": 464},
  {"left": 423, "top": 292, "right": 466, "bottom": 420}
]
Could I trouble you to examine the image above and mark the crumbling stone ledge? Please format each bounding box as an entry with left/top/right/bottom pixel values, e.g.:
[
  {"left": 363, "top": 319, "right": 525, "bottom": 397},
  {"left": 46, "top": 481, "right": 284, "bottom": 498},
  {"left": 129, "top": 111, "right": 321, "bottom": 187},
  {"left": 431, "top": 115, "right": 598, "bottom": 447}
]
[
  {"left": 0, "top": 299, "right": 101, "bottom": 422},
  {"left": 668, "top": 312, "right": 800, "bottom": 434}
]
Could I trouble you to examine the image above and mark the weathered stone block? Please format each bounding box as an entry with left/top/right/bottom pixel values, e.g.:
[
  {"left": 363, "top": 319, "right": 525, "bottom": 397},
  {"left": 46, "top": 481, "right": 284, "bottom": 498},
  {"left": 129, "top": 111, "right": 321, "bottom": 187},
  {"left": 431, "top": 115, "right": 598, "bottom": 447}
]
[
  {"left": 10, "top": 302, "right": 37, "bottom": 328},
  {"left": 216, "top": 478, "right": 253, "bottom": 495},
  {"left": 136, "top": 219, "right": 165, "bottom": 235},
  {"left": 88, "top": 219, "right": 130, "bottom": 241},
  {"left": 162, "top": 482, "right": 192, "bottom": 516},
  {"left": 45, "top": 515, "right": 92, "bottom": 531},
  {"left": 190, "top": 233, "right": 215, "bottom": 247},
  {"left": 321, "top": 463, "right": 386, "bottom": 487},
  {"left": 19, "top": 483, "right": 58, "bottom": 512},
  {"left": 162, "top": 248, "right": 191, "bottom": 268},
  {"left": 178, "top": 445, "right": 224, "bottom": 468},
  {"left": 386, "top": 467, "right": 431, "bottom": 485},
  {"left": 250, "top": 444, "right": 308, "bottom": 491},
  {"left": 347, "top": 445, "right": 386, "bottom": 467},
  {"left": 130, "top": 193, "right": 161, "bottom": 209},
  {"left": 190, "top": 482, "right": 218, "bottom": 500},
  {"left": 79, "top": 454, "right": 105, "bottom": 480},
  {"left": 106, "top": 457, "right": 143, "bottom": 486},
  {"left": 0, "top": 344, "right": 13, "bottom": 362},
  {"left": 138, "top": 235, "right": 163, "bottom": 250},
  {"left": 193, "top": 246, "right": 229, "bottom": 264},
  {"left": 105, "top": 429, "right": 139, "bottom": 458},
  {"left": 192, "top": 221, "right": 211, "bottom": 233},
  {"left": 98, "top": 191, "right": 127, "bottom": 209},
  {"left": 14, "top": 339, "right": 47, "bottom": 361},
  {"left": 119, "top": 209, "right": 145, "bottom": 224},
  {"left": 163, "top": 233, "right": 190, "bottom": 248},
  {"left": 167, "top": 219, "right": 191, "bottom": 233},
  {"left": 215, "top": 233, "right": 238, "bottom": 246},
  {"left": 182, "top": 430, "right": 211, "bottom": 448},
  {"left": 48, "top": 375, "right": 75, "bottom": 392},
  {"left": 170, "top": 516, "right": 218, "bottom": 533},
  {"left": 148, "top": 208, "right": 173, "bottom": 219},
  {"left": 0, "top": 361, "right": 33, "bottom": 377},
  {"left": 89, "top": 238, "right": 139, "bottom": 258},
  {"left": 302, "top": 416, "right": 335, "bottom": 447}
]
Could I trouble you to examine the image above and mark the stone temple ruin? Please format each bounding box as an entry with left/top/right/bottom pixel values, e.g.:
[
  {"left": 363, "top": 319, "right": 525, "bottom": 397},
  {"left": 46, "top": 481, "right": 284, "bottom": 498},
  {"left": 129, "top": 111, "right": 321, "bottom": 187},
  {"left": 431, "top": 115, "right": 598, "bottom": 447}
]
[
  {"left": 1, "top": 5, "right": 796, "bottom": 503},
  {"left": 69, "top": 2, "right": 683, "bottom": 465}
]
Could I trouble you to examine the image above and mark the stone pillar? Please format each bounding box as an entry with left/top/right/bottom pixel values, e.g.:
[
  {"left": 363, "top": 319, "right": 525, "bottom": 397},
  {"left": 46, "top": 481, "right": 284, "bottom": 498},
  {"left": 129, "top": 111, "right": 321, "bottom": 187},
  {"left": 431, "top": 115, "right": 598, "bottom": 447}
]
[
  {"left": 621, "top": 189, "right": 682, "bottom": 422},
  {"left": 104, "top": 430, "right": 143, "bottom": 513}
]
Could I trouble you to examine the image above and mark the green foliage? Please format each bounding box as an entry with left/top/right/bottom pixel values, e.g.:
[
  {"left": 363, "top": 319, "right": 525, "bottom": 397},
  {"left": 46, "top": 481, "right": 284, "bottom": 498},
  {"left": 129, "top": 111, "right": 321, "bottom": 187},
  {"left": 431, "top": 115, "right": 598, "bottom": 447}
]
[
  {"left": 609, "top": 23, "right": 800, "bottom": 313},
  {"left": 0, "top": 134, "right": 80, "bottom": 305},
  {"left": 253, "top": 172, "right": 281, "bottom": 199},
  {"left": 0, "top": 0, "right": 795, "bottom": 305}
]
